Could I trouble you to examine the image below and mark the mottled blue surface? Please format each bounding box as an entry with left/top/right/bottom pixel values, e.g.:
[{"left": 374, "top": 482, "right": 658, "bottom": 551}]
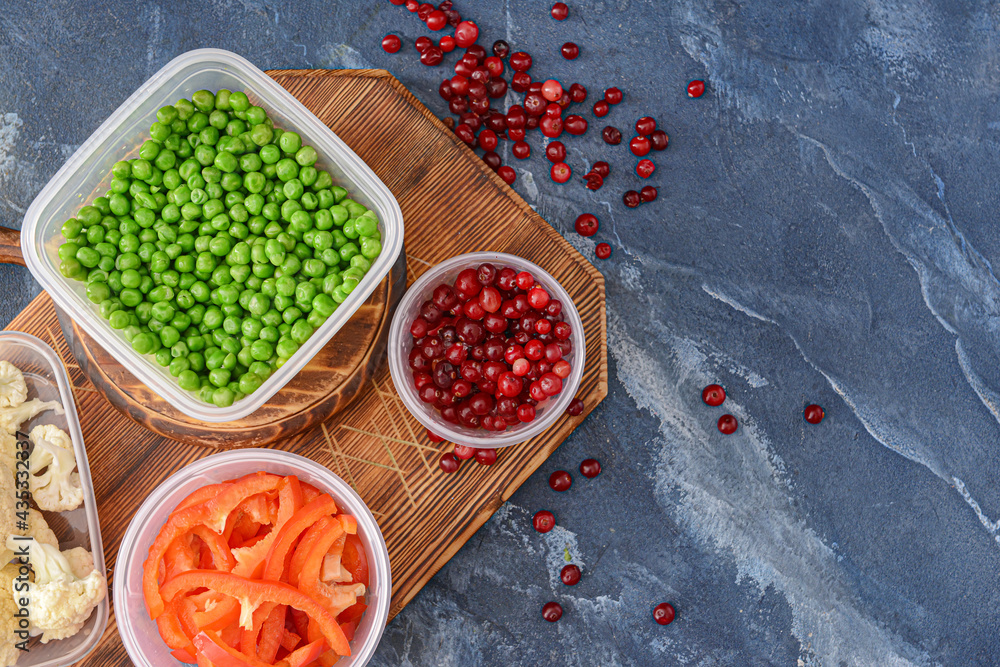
[{"left": 2, "top": 1, "right": 1000, "bottom": 664}]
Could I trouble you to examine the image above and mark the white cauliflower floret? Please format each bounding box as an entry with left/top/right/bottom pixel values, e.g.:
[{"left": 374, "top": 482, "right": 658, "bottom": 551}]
[
  {"left": 0, "top": 563, "right": 21, "bottom": 666},
  {"left": 0, "top": 400, "right": 62, "bottom": 435},
  {"left": 60, "top": 548, "right": 94, "bottom": 580},
  {"left": 20, "top": 510, "right": 57, "bottom": 550},
  {"left": 0, "top": 433, "right": 16, "bottom": 474},
  {"left": 27, "top": 426, "right": 81, "bottom": 513},
  {"left": 0, "top": 466, "right": 14, "bottom": 566},
  {"left": 4, "top": 537, "right": 105, "bottom": 644},
  {"left": 0, "top": 363, "right": 27, "bottom": 409}
]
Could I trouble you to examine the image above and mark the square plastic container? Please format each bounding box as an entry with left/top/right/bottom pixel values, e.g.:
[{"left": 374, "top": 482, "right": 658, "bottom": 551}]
[
  {"left": 20, "top": 48, "right": 404, "bottom": 423},
  {"left": 0, "top": 331, "right": 108, "bottom": 666},
  {"left": 114, "top": 449, "right": 391, "bottom": 667}
]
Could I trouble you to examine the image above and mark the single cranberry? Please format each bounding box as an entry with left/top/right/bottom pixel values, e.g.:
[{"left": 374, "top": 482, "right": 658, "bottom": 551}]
[
  {"left": 564, "top": 115, "right": 587, "bottom": 135},
  {"left": 474, "top": 129, "right": 496, "bottom": 152},
  {"left": 701, "top": 384, "right": 725, "bottom": 406},
  {"left": 636, "top": 159, "right": 655, "bottom": 178},
  {"left": 584, "top": 172, "right": 603, "bottom": 191},
  {"left": 456, "top": 268, "right": 481, "bottom": 296},
  {"left": 511, "top": 71, "right": 532, "bottom": 92},
  {"left": 454, "top": 444, "right": 475, "bottom": 460},
  {"left": 630, "top": 135, "right": 651, "bottom": 156},
  {"left": 604, "top": 87, "right": 623, "bottom": 104},
  {"left": 476, "top": 263, "right": 497, "bottom": 285},
  {"left": 445, "top": 8, "right": 461, "bottom": 26},
  {"left": 595, "top": 242, "right": 612, "bottom": 259},
  {"left": 623, "top": 190, "right": 641, "bottom": 208},
  {"left": 498, "top": 267, "right": 518, "bottom": 291},
  {"left": 515, "top": 403, "right": 534, "bottom": 422},
  {"left": 560, "top": 564, "right": 581, "bottom": 586},
  {"left": 437, "top": 1, "right": 453, "bottom": 9},
  {"left": 512, "top": 358, "right": 531, "bottom": 377},
  {"left": 579, "top": 458, "right": 601, "bottom": 478},
  {"left": 687, "top": 80, "right": 705, "bottom": 98},
  {"left": 483, "top": 56, "right": 504, "bottom": 77},
  {"left": 560, "top": 42, "right": 579, "bottom": 59},
  {"left": 506, "top": 104, "right": 526, "bottom": 127},
  {"left": 482, "top": 151, "right": 502, "bottom": 171},
  {"left": 512, "top": 141, "right": 531, "bottom": 160},
  {"left": 640, "top": 185, "right": 658, "bottom": 202},
  {"left": 497, "top": 372, "right": 523, "bottom": 398},
  {"left": 540, "top": 115, "right": 564, "bottom": 138},
  {"left": 804, "top": 404, "right": 825, "bottom": 424},
  {"left": 550, "top": 162, "right": 571, "bottom": 183},
  {"left": 485, "top": 111, "right": 507, "bottom": 133},
  {"left": 541, "top": 79, "right": 563, "bottom": 102},
  {"left": 410, "top": 317, "right": 429, "bottom": 338},
  {"left": 545, "top": 300, "right": 562, "bottom": 318},
  {"left": 551, "top": 1, "right": 569, "bottom": 19},
  {"left": 417, "top": 2, "right": 434, "bottom": 20},
  {"left": 427, "top": 9, "right": 447, "bottom": 29},
  {"left": 466, "top": 44, "right": 487, "bottom": 63},
  {"left": 545, "top": 141, "right": 567, "bottom": 164},
  {"left": 475, "top": 448, "right": 497, "bottom": 466},
  {"left": 635, "top": 116, "right": 656, "bottom": 136},
  {"left": 497, "top": 165, "right": 516, "bottom": 185},
  {"left": 467, "top": 80, "right": 487, "bottom": 100},
  {"left": 653, "top": 603, "right": 676, "bottom": 625},
  {"left": 439, "top": 35, "right": 456, "bottom": 52},
  {"left": 542, "top": 601, "right": 563, "bottom": 622},
  {"left": 546, "top": 103, "right": 563, "bottom": 118},
  {"left": 454, "top": 59, "right": 473, "bottom": 78},
  {"left": 409, "top": 347, "right": 431, "bottom": 372},
  {"left": 415, "top": 36, "right": 433, "bottom": 53},
  {"left": 487, "top": 77, "right": 508, "bottom": 98},
  {"left": 464, "top": 300, "right": 486, "bottom": 320},
  {"left": 557, "top": 90, "right": 572, "bottom": 109},
  {"left": 484, "top": 312, "right": 507, "bottom": 334},
  {"left": 650, "top": 129, "right": 668, "bottom": 151},
  {"left": 529, "top": 381, "right": 548, "bottom": 400},
  {"left": 479, "top": 285, "right": 502, "bottom": 312},
  {"left": 439, "top": 453, "right": 460, "bottom": 473},
  {"left": 516, "top": 271, "right": 534, "bottom": 290},
  {"left": 438, "top": 80, "right": 454, "bottom": 101},
  {"left": 420, "top": 47, "right": 444, "bottom": 66},
  {"left": 451, "top": 378, "right": 473, "bottom": 398},
  {"left": 459, "top": 111, "right": 479, "bottom": 129},
  {"left": 549, "top": 470, "right": 572, "bottom": 492},
  {"left": 455, "top": 20, "right": 479, "bottom": 48},
  {"left": 526, "top": 115, "right": 540, "bottom": 130},
  {"left": 426, "top": 428, "right": 445, "bottom": 442},
  {"left": 590, "top": 161, "right": 610, "bottom": 178},
  {"left": 509, "top": 51, "right": 532, "bottom": 72},
  {"left": 508, "top": 127, "right": 526, "bottom": 141},
  {"left": 539, "top": 372, "right": 563, "bottom": 396},
  {"left": 563, "top": 397, "right": 583, "bottom": 416},
  {"left": 533, "top": 510, "right": 556, "bottom": 533},
  {"left": 552, "top": 362, "right": 571, "bottom": 381},
  {"left": 523, "top": 92, "right": 546, "bottom": 117},
  {"left": 492, "top": 39, "right": 510, "bottom": 58},
  {"left": 469, "top": 96, "right": 490, "bottom": 114},
  {"left": 553, "top": 321, "right": 572, "bottom": 340},
  {"left": 414, "top": 372, "right": 433, "bottom": 390},
  {"left": 718, "top": 414, "right": 738, "bottom": 434},
  {"left": 382, "top": 34, "right": 402, "bottom": 53},
  {"left": 528, "top": 287, "right": 550, "bottom": 309},
  {"left": 602, "top": 126, "right": 622, "bottom": 145},
  {"left": 405, "top": 0, "right": 419, "bottom": 9},
  {"left": 535, "top": 319, "right": 552, "bottom": 335},
  {"left": 569, "top": 83, "right": 587, "bottom": 103},
  {"left": 593, "top": 101, "right": 610, "bottom": 118},
  {"left": 543, "top": 342, "right": 562, "bottom": 362},
  {"left": 574, "top": 213, "right": 599, "bottom": 237},
  {"left": 456, "top": 319, "right": 486, "bottom": 345}
]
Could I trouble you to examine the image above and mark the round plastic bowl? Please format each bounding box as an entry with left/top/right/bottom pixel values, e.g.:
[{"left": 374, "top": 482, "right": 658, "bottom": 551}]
[
  {"left": 388, "top": 252, "right": 586, "bottom": 448},
  {"left": 114, "top": 449, "right": 391, "bottom": 667}
]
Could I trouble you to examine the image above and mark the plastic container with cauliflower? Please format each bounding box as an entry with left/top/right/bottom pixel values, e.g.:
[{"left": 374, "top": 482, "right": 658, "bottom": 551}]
[{"left": 0, "top": 331, "right": 107, "bottom": 667}]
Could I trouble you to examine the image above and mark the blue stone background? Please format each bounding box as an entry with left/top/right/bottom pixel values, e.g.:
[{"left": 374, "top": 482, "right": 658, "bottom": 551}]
[{"left": 2, "top": 0, "right": 1000, "bottom": 664}]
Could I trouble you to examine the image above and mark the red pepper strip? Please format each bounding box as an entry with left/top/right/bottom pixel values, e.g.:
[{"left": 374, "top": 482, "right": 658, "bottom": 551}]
[
  {"left": 231, "top": 477, "right": 304, "bottom": 579},
  {"left": 161, "top": 570, "right": 350, "bottom": 656},
  {"left": 289, "top": 609, "right": 309, "bottom": 643},
  {"left": 224, "top": 493, "right": 273, "bottom": 542},
  {"left": 194, "top": 631, "right": 278, "bottom": 667},
  {"left": 188, "top": 592, "right": 241, "bottom": 632},
  {"left": 239, "top": 533, "right": 267, "bottom": 549},
  {"left": 340, "top": 533, "right": 369, "bottom": 587},
  {"left": 319, "top": 535, "right": 347, "bottom": 584},
  {"left": 287, "top": 516, "right": 336, "bottom": 588},
  {"left": 163, "top": 533, "right": 199, "bottom": 583},
  {"left": 280, "top": 629, "right": 301, "bottom": 652},
  {"left": 220, "top": 621, "right": 243, "bottom": 649},
  {"left": 239, "top": 602, "right": 276, "bottom": 658},
  {"left": 262, "top": 495, "right": 339, "bottom": 582},
  {"left": 340, "top": 620, "right": 358, "bottom": 642},
  {"left": 285, "top": 639, "right": 326, "bottom": 667},
  {"left": 338, "top": 514, "right": 357, "bottom": 535},
  {"left": 257, "top": 603, "right": 287, "bottom": 664},
  {"left": 299, "top": 482, "right": 321, "bottom": 503},
  {"left": 170, "top": 647, "right": 198, "bottom": 664},
  {"left": 191, "top": 525, "right": 236, "bottom": 572},
  {"left": 297, "top": 519, "right": 345, "bottom": 598},
  {"left": 144, "top": 473, "right": 284, "bottom": 618},
  {"left": 156, "top": 606, "right": 196, "bottom": 652},
  {"left": 196, "top": 651, "right": 215, "bottom": 667},
  {"left": 176, "top": 483, "right": 234, "bottom": 512},
  {"left": 337, "top": 600, "right": 367, "bottom": 626}
]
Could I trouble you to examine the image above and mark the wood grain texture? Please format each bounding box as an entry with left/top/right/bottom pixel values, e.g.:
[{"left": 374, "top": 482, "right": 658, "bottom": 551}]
[
  {"left": 0, "top": 226, "right": 25, "bottom": 267},
  {"left": 4, "top": 69, "right": 607, "bottom": 665}
]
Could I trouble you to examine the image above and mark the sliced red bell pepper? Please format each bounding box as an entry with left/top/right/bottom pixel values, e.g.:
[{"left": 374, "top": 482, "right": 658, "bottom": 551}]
[
  {"left": 262, "top": 495, "right": 339, "bottom": 582},
  {"left": 337, "top": 600, "right": 367, "bottom": 626},
  {"left": 256, "top": 603, "right": 286, "bottom": 663},
  {"left": 285, "top": 639, "right": 326, "bottom": 667},
  {"left": 338, "top": 514, "right": 357, "bottom": 535},
  {"left": 176, "top": 482, "right": 233, "bottom": 511},
  {"left": 144, "top": 473, "right": 284, "bottom": 618},
  {"left": 239, "top": 601, "right": 276, "bottom": 658},
  {"left": 220, "top": 621, "right": 243, "bottom": 649},
  {"left": 299, "top": 482, "right": 321, "bottom": 503},
  {"left": 193, "top": 630, "right": 277, "bottom": 667},
  {"left": 156, "top": 605, "right": 196, "bottom": 652},
  {"left": 231, "top": 476, "right": 304, "bottom": 579},
  {"left": 289, "top": 608, "right": 309, "bottom": 643},
  {"left": 161, "top": 570, "right": 350, "bottom": 656},
  {"left": 340, "top": 533, "right": 368, "bottom": 587},
  {"left": 287, "top": 515, "right": 338, "bottom": 588},
  {"left": 340, "top": 620, "right": 358, "bottom": 642},
  {"left": 191, "top": 594, "right": 241, "bottom": 632},
  {"left": 163, "top": 533, "right": 199, "bottom": 583},
  {"left": 224, "top": 493, "right": 273, "bottom": 542},
  {"left": 297, "top": 518, "right": 345, "bottom": 597},
  {"left": 319, "top": 534, "right": 347, "bottom": 583},
  {"left": 170, "top": 647, "right": 198, "bottom": 664},
  {"left": 191, "top": 525, "right": 236, "bottom": 572},
  {"left": 280, "top": 629, "right": 301, "bottom": 652}
]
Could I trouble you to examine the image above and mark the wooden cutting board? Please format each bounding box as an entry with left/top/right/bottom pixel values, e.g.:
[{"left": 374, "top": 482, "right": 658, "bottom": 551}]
[{"left": 4, "top": 69, "right": 607, "bottom": 665}]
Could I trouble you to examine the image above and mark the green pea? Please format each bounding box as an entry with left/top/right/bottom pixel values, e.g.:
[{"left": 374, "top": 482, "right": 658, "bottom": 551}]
[
  {"left": 278, "top": 131, "right": 301, "bottom": 154},
  {"left": 258, "top": 326, "right": 279, "bottom": 343},
  {"left": 214, "top": 150, "right": 237, "bottom": 173},
  {"left": 275, "top": 158, "right": 299, "bottom": 182},
  {"left": 312, "top": 293, "right": 336, "bottom": 317},
  {"left": 290, "top": 319, "right": 314, "bottom": 344},
  {"left": 86, "top": 282, "right": 110, "bottom": 304},
  {"left": 108, "top": 310, "right": 130, "bottom": 329},
  {"left": 276, "top": 338, "right": 299, "bottom": 358},
  {"left": 177, "top": 369, "right": 200, "bottom": 391}
]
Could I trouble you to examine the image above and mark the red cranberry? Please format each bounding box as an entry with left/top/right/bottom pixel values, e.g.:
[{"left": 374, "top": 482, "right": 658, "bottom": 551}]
[
  {"left": 640, "top": 186, "right": 658, "bottom": 202},
  {"left": 420, "top": 336, "right": 445, "bottom": 359},
  {"left": 541, "top": 80, "right": 563, "bottom": 102},
  {"left": 427, "top": 9, "right": 447, "bottom": 30},
  {"left": 516, "top": 271, "right": 534, "bottom": 290},
  {"left": 517, "top": 403, "right": 535, "bottom": 421},
  {"left": 560, "top": 42, "right": 579, "bottom": 59},
  {"left": 595, "top": 243, "right": 612, "bottom": 259},
  {"left": 441, "top": 406, "right": 458, "bottom": 423},
  {"left": 540, "top": 115, "right": 563, "bottom": 138},
  {"left": 467, "top": 80, "right": 487, "bottom": 100},
  {"left": 455, "top": 20, "right": 479, "bottom": 48},
  {"left": 492, "top": 39, "right": 510, "bottom": 58},
  {"left": 454, "top": 59, "right": 473, "bottom": 78},
  {"left": 623, "top": 190, "right": 641, "bottom": 208},
  {"left": 564, "top": 115, "right": 587, "bottom": 135},
  {"left": 636, "top": 159, "right": 655, "bottom": 178},
  {"left": 702, "top": 384, "right": 725, "bottom": 406},
  {"left": 479, "top": 286, "right": 501, "bottom": 312},
  {"left": 465, "top": 44, "right": 487, "bottom": 63},
  {"left": 545, "top": 300, "right": 562, "bottom": 318},
  {"left": 604, "top": 87, "right": 623, "bottom": 104},
  {"left": 539, "top": 373, "right": 563, "bottom": 396},
  {"left": 560, "top": 564, "right": 581, "bottom": 585},
  {"left": 469, "top": 96, "right": 490, "bottom": 114},
  {"left": 525, "top": 115, "right": 540, "bottom": 130},
  {"left": 497, "top": 165, "right": 516, "bottom": 185},
  {"left": 438, "top": 80, "right": 454, "bottom": 101},
  {"left": 650, "top": 129, "right": 668, "bottom": 151},
  {"left": 382, "top": 34, "right": 402, "bottom": 53},
  {"left": 508, "top": 128, "right": 526, "bottom": 141},
  {"left": 512, "top": 141, "right": 531, "bottom": 160},
  {"left": 405, "top": 0, "right": 419, "bottom": 9},
  {"left": 426, "top": 428, "right": 444, "bottom": 442},
  {"left": 509, "top": 51, "right": 532, "bottom": 72},
  {"left": 569, "top": 83, "right": 587, "bottom": 103},
  {"left": 535, "top": 319, "right": 552, "bottom": 335},
  {"left": 415, "top": 36, "right": 433, "bottom": 53},
  {"left": 574, "top": 213, "right": 599, "bottom": 237},
  {"left": 476, "top": 263, "right": 497, "bottom": 285},
  {"left": 580, "top": 458, "right": 601, "bottom": 478},
  {"left": 449, "top": 97, "right": 469, "bottom": 116},
  {"left": 553, "top": 322, "right": 572, "bottom": 340},
  {"left": 484, "top": 312, "right": 507, "bottom": 333},
  {"left": 454, "top": 444, "right": 475, "bottom": 460},
  {"left": 512, "top": 71, "right": 532, "bottom": 92},
  {"left": 584, "top": 172, "right": 603, "bottom": 191},
  {"left": 590, "top": 161, "right": 609, "bottom": 178},
  {"left": 593, "top": 100, "right": 610, "bottom": 117},
  {"left": 456, "top": 268, "right": 482, "bottom": 296},
  {"left": 653, "top": 603, "right": 676, "bottom": 625},
  {"left": 420, "top": 47, "right": 444, "bottom": 66},
  {"left": 506, "top": 105, "right": 526, "bottom": 127},
  {"left": 485, "top": 111, "right": 506, "bottom": 133},
  {"left": 566, "top": 397, "right": 584, "bottom": 416},
  {"left": 390, "top": 0, "right": 405, "bottom": 4},
  {"left": 497, "top": 372, "right": 523, "bottom": 397},
  {"left": 687, "top": 79, "right": 705, "bottom": 98},
  {"left": 718, "top": 414, "right": 738, "bottom": 434},
  {"left": 410, "top": 317, "right": 429, "bottom": 338},
  {"left": 545, "top": 141, "right": 567, "bottom": 164},
  {"left": 482, "top": 151, "right": 502, "bottom": 171},
  {"left": 550, "top": 162, "right": 571, "bottom": 183},
  {"left": 475, "top": 448, "right": 497, "bottom": 466},
  {"left": 433, "top": 285, "right": 458, "bottom": 310},
  {"left": 553, "top": 360, "right": 572, "bottom": 379},
  {"left": 459, "top": 360, "right": 481, "bottom": 382},
  {"left": 533, "top": 510, "right": 556, "bottom": 533},
  {"left": 542, "top": 602, "right": 563, "bottom": 622},
  {"left": 630, "top": 135, "right": 651, "bottom": 156},
  {"left": 635, "top": 116, "right": 656, "bottom": 136},
  {"left": 524, "top": 92, "right": 547, "bottom": 117},
  {"left": 487, "top": 77, "right": 508, "bottom": 98},
  {"left": 551, "top": 2, "right": 569, "bottom": 20},
  {"left": 414, "top": 372, "right": 433, "bottom": 390},
  {"left": 528, "top": 287, "right": 550, "bottom": 309},
  {"left": 439, "top": 35, "right": 456, "bottom": 52},
  {"left": 409, "top": 347, "right": 431, "bottom": 372},
  {"left": 549, "top": 470, "right": 572, "bottom": 491},
  {"left": 476, "top": 129, "right": 497, "bottom": 151},
  {"left": 602, "top": 126, "right": 622, "bottom": 145},
  {"left": 439, "top": 453, "right": 459, "bottom": 473},
  {"left": 557, "top": 90, "right": 572, "bottom": 109},
  {"left": 529, "top": 381, "right": 547, "bottom": 400},
  {"left": 451, "top": 379, "right": 472, "bottom": 398},
  {"left": 464, "top": 300, "right": 486, "bottom": 320},
  {"left": 456, "top": 318, "right": 486, "bottom": 345},
  {"left": 417, "top": 2, "right": 434, "bottom": 20},
  {"left": 804, "top": 404, "right": 825, "bottom": 424},
  {"left": 484, "top": 56, "right": 503, "bottom": 77}
]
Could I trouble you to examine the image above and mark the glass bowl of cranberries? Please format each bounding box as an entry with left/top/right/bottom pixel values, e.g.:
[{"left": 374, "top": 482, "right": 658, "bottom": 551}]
[{"left": 388, "top": 252, "right": 586, "bottom": 448}]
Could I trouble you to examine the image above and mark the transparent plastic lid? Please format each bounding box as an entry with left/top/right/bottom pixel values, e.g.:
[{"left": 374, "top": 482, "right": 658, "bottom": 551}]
[{"left": 20, "top": 49, "right": 403, "bottom": 423}]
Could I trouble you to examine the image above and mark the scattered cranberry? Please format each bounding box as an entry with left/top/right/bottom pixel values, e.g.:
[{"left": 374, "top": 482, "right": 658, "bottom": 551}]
[
  {"left": 550, "top": 162, "right": 571, "bottom": 183},
  {"left": 466, "top": 44, "right": 487, "bottom": 63},
  {"left": 420, "top": 47, "right": 444, "bottom": 66},
  {"left": 542, "top": 601, "right": 563, "bottom": 622},
  {"left": 540, "top": 115, "right": 563, "bottom": 138},
  {"left": 718, "top": 414, "right": 738, "bottom": 434},
  {"left": 511, "top": 71, "right": 532, "bottom": 92},
  {"left": 595, "top": 242, "right": 612, "bottom": 259},
  {"left": 602, "top": 126, "right": 622, "bottom": 145},
  {"left": 636, "top": 159, "right": 655, "bottom": 179},
  {"left": 560, "top": 564, "right": 581, "bottom": 585},
  {"left": 561, "top": 42, "right": 579, "bottom": 59},
  {"left": 580, "top": 458, "right": 601, "bottom": 478},
  {"left": 482, "top": 151, "right": 501, "bottom": 171},
  {"left": 623, "top": 190, "right": 640, "bottom": 208},
  {"left": 545, "top": 141, "right": 567, "bottom": 163},
  {"left": 653, "top": 603, "right": 676, "bottom": 625},
  {"left": 564, "top": 115, "right": 587, "bottom": 135},
  {"left": 650, "top": 129, "right": 668, "bottom": 151},
  {"left": 804, "top": 404, "right": 825, "bottom": 424},
  {"left": 492, "top": 39, "right": 510, "bottom": 58},
  {"left": 439, "top": 35, "right": 456, "bottom": 52},
  {"left": 604, "top": 87, "right": 623, "bottom": 104},
  {"left": 415, "top": 36, "right": 433, "bottom": 53},
  {"left": 513, "top": 141, "right": 531, "bottom": 159},
  {"left": 551, "top": 2, "right": 569, "bottom": 20},
  {"left": 439, "top": 453, "right": 460, "bottom": 473},
  {"left": 390, "top": 0, "right": 405, "bottom": 4},
  {"left": 498, "top": 165, "right": 516, "bottom": 185},
  {"left": 545, "top": 103, "right": 562, "bottom": 118},
  {"left": 454, "top": 444, "right": 476, "bottom": 460},
  {"left": 567, "top": 84, "right": 586, "bottom": 104},
  {"left": 478, "top": 129, "right": 498, "bottom": 151},
  {"left": 475, "top": 448, "right": 497, "bottom": 465},
  {"left": 484, "top": 56, "right": 503, "bottom": 77},
  {"left": 382, "top": 34, "right": 402, "bottom": 53},
  {"left": 584, "top": 172, "right": 603, "bottom": 191},
  {"left": 593, "top": 100, "right": 610, "bottom": 117},
  {"left": 541, "top": 80, "right": 563, "bottom": 102},
  {"left": 566, "top": 397, "right": 584, "bottom": 415},
  {"left": 455, "top": 20, "right": 479, "bottom": 48},
  {"left": 405, "top": 0, "right": 419, "bottom": 9},
  {"left": 590, "top": 161, "right": 609, "bottom": 178},
  {"left": 702, "top": 384, "right": 725, "bottom": 406},
  {"left": 630, "top": 135, "right": 651, "bottom": 156},
  {"left": 635, "top": 116, "right": 656, "bottom": 136},
  {"left": 510, "top": 51, "right": 533, "bottom": 72},
  {"left": 549, "top": 470, "right": 572, "bottom": 491},
  {"left": 426, "top": 9, "right": 447, "bottom": 30},
  {"left": 687, "top": 80, "right": 705, "bottom": 98},
  {"left": 533, "top": 510, "right": 556, "bottom": 533},
  {"left": 640, "top": 185, "right": 658, "bottom": 202}
]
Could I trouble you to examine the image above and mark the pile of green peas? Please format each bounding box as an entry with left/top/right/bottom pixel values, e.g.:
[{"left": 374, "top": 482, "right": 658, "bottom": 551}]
[{"left": 57, "top": 89, "right": 382, "bottom": 408}]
